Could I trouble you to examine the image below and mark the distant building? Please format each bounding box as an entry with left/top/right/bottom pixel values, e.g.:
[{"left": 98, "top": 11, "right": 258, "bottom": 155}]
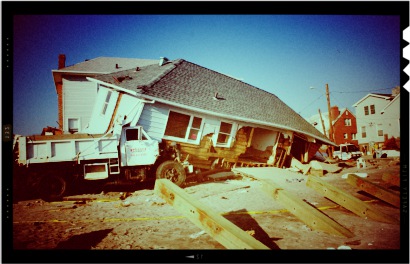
[
  {"left": 306, "top": 106, "right": 358, "bottom": 146},
  {"left": 352, "top": 87, "right": 400, "bottom": 154}
]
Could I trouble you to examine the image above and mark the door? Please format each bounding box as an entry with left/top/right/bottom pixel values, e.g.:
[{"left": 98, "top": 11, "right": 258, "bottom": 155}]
[{"left": 122, "top": 127, "right": 159, "bottom": 166}]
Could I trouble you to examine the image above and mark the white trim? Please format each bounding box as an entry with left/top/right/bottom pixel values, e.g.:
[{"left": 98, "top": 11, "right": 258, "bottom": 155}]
[
  {"left": 163, "top": 109, "right": 204, "bottom": 145},
  {"left": 87, "top": 77, "right": 138, "bottom": 96},
  {"left": 353, "top": 93, "right": 391, "bottom": 107}
]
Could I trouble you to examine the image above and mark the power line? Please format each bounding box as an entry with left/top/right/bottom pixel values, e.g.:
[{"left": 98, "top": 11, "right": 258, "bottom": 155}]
[{"left": 331, "top": 87, "right": 395, "bottom": 94}]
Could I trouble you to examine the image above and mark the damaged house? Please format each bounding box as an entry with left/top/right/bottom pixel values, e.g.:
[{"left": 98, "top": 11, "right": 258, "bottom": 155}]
[{"left": 58, "top": 56, "right": 336, "bottom": 170}]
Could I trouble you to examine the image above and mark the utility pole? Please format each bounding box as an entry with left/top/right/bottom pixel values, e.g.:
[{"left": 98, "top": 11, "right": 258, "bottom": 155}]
[
  {"left": 326, "top": 83, "right": 334, "bottom": 158},
  {"left": 318, "top": 109, "right": 327, "bottom": 138},
  {"left": 326, "top": 83, "right": 334, "bottom": 141}
]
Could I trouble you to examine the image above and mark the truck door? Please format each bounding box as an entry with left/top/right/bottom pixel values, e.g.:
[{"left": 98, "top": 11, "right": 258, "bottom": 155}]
[{"left": 122, "top": 127, "right": 159, "bottom": 166}]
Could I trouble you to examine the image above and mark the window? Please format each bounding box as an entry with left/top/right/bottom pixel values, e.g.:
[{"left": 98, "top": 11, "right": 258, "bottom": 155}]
[
  {"left": 164, "top": 111, "right": 202, "bottom": 142},
  {"left": 370, "top": 104, "right": 375, "bottom": 114},
  {"left": 188, "top": 117, "right": 202, "bottom": 140},
  {"left": 344, "top": 118, "right": 351, "bottom": 126},
  {"left": 101, "top": 90, "right": 112, "bottom": 115},
  {"left": 217, "top": 122, "right": 233, "bottom": 145},
  {"left": 343, "top": 133, "right": 348, "bottom": 139},
  {"left": 361, "top": 126, "right": 366, "bottom": 138},
  {"left": 126, "top": 128, "right": 139, "bottom": 141},
  {"left": 351, "top": 133, "right": 357, "bottom": 140},
  {"left": 377, "top": 124, "right": 383, "bottom": 137},
  {"left": 364, "top": 106, "right": 369, "bottom": 115},
  {"left": 68, "top": 118, "right": 79, "bottom": 133}
]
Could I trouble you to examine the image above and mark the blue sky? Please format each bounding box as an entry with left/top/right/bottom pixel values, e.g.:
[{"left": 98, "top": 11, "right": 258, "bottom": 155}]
[{"left": 12, "top": 14, "right": 402, "bottom": 136}]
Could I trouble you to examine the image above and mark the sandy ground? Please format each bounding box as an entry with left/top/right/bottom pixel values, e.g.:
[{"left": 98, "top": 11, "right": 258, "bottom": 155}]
[{"left": 11, "top": 157, "right": 404, "bottom": 252}]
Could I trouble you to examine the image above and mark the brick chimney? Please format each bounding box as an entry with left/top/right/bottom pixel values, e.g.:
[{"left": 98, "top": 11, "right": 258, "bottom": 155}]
[
  {"left": 58, "top": 54, "right": 66, "bottom": 69},
  {"left": 330, "top": 106, "right": 340, "bottom": 121}
]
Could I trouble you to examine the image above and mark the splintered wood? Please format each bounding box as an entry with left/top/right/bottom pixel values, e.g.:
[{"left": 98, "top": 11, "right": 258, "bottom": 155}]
[{"left": 154, "top": 179, "right": 269, "bottom": 249}]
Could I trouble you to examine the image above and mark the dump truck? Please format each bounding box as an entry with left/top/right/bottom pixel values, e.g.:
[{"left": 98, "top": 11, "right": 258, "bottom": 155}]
[{"left": 13, "top": 125, "right": 194, "bottom": 200}]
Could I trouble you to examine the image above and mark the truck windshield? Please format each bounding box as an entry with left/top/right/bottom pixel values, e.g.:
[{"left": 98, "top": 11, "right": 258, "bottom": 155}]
[{"left": 347, "top": 145, "right": 359, "bottom": 152}]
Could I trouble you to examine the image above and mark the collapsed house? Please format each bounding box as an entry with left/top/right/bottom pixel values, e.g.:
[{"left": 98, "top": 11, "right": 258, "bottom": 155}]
[{"left": 75, "top": 57, "right": 335, "bottom": 170}]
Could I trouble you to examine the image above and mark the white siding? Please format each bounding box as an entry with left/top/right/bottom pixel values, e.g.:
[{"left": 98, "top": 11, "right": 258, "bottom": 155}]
[
  {"left": 354, "top": 95, "right": 391, "bottom": 145},
  {"left": 137, "top": 104, "right": 169, "bottom": 141},
  {"left": 63, "top": 76, "right": 97, "bottom": 132},
  {"left": 84, "top": 86, "right": 119, "bottom": 134}
]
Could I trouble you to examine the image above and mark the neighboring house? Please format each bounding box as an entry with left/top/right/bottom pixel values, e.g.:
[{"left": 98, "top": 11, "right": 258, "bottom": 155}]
[
  {"left": 330, "top": 106, "right": 358, "bottom": 146},
  {"left": 353, "top": 88, "right": 400, "bottom": 154},
  {"left": 52, "top": 54, "right": 158, "bottom": 133},
  {"left": 75, "top": 57, "right": 336, "bottom": 168},
  {"left": 307, "top": 106, "right": 358, "bottom": 146}
]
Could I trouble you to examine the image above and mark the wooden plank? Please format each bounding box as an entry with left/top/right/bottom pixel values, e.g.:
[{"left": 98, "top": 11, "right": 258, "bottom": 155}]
[
  {"left": 154, "top": 179, "right": 269, "bottom": 249},
  {"left": 307, "top": 175, "right": 399, "bottom": 224},
  {"left": 382, "top": 172, "right": 400, "bottom": 187},
  {"left": 260, "top": 178, "right": 354, "bottom": 238},
  {"left": 346, "top": 174, "right": 400, "bottom": 208}
]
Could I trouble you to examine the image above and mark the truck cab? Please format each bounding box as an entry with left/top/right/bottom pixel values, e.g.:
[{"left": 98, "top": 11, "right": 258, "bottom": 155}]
[{"left": 333, "top": 143, "right": 362, "bottom": 161}]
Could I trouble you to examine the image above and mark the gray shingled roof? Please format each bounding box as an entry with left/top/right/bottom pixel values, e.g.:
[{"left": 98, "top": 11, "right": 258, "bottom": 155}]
[
  {"left": 60, "top": 57, "right": 159, "bottom": 73},
  {"left": 92, "top": 59, "right": 334, "bottom": 145}
]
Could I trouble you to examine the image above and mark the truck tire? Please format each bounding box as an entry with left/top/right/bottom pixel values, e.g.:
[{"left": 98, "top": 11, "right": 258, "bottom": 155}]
[
  {"left": 37, "top": 175, "right": 67, "bottom": 201},
  {"left": 156, "top": 160, "right": 186, "bottom": 186}
]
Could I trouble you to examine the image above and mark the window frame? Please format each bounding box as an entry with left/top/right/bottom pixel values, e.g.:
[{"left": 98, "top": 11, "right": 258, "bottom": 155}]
[
  {"left": 370, "top": 104, "right": 375, "bottom": 115},
  {"left": 344, "top": 118, "right": 351, "bottom": 126},
  {"left": 364, "top": 106, "right": 369, "bottom": 116},
  {"left": 67, "top": 117, "right": 80, "bottom": 134},
  {"left": 163, "top": 110, "right": 204, "bottom": 144},
  {"left": 377, "top": 123, "right": 383, "bottom": 137},
  {"left": 215, "top": 121, "right": 237, "bottom": 148},
  {"left": 361, "top": 126, "right": 367, "bottom": 138},
  {"left": 101, "top": 90, "right": 113, "bottom": 116}
]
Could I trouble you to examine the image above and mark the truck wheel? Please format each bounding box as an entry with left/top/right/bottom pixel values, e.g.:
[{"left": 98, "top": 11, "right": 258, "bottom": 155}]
[
  {"left": 156, "top": 161, "right": 186, "bottom": 186},
  {"left": 37, "top": 175, "right": 67, "bottom": 201}
]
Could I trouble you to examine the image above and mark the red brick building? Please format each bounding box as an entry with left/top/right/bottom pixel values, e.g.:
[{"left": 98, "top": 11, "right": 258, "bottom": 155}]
[{"left": 330, "top": 106, "right": 358, "bottom": 146}]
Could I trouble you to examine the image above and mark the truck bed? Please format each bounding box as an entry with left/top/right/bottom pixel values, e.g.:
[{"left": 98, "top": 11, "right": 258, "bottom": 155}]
[{"left": 17, "top": 133, "right": 119, "bottom": 165}]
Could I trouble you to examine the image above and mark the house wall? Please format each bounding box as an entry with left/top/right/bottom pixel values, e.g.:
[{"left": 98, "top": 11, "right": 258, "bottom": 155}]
[
  {"left": 381, "top": 96, "right": 400, "bottom": 140},
  {"left": 83, "top": 85, "right": 119, "bottom": 134},
  {"left": 62, "top": 76, "right": 98, "bottom": 133},
  {"left": 250, "top": 127, "right": 278, "bottom": 152},
  {"left": 333, "top": 109, "right": 358, "bottom": 146},
  {"left": 355, "top": 96, "right": 391, "bottom": 148}
]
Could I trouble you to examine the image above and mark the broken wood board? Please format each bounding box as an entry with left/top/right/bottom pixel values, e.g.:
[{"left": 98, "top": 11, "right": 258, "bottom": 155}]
[
  {"left": 306, "top": 175, "right": 399, "bottom": 224},
  {"left": 232, "top": 167, "right": 354, "bottom": 238},
  {"left": 382, "top": 172, "right": 400, "bottom": 187},
  {"left": 346, "top": 174, "right": 400, "bottom": 208},
  {"left": 154, "top": 179, "right": 269, "bottom": 249},
  {"left": 262, "top": 179, "right": 354, "bottom": 237}
]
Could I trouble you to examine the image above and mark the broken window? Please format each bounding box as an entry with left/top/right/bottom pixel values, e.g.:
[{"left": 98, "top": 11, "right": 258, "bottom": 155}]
[
  {"left": 217, "top": 122, "right": 233, "bottom": 145},
  {"left": 364, "top": 106, "right": 369, "bottom": 116},
  {"left": 101, "top": 90, "right": 112, "bottom": 115},
  {"left": 164, "top": 111, "right": 203, "bottom": 142}
]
